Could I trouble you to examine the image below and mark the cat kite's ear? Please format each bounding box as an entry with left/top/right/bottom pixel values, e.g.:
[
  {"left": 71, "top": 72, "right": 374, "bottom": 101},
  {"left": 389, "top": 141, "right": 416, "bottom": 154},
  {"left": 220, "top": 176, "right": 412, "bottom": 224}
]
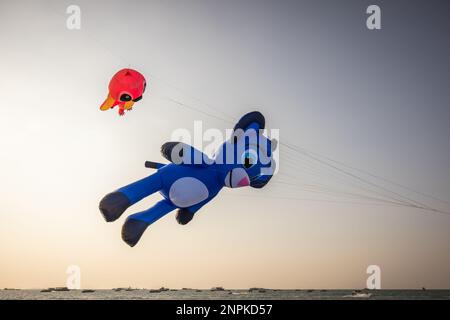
[
  {"left": 160, "top": 141, "right": 212, "bottom": 167},
  {"left": 231, "top": 111, "right": 265, "bottom": 143}
]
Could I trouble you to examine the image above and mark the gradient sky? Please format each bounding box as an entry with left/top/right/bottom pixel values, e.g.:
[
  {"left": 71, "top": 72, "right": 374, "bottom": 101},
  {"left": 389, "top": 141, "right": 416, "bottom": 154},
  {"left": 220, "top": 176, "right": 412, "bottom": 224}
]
[{"left": 0, "top": 0, "right": 449, "bottom": 289}]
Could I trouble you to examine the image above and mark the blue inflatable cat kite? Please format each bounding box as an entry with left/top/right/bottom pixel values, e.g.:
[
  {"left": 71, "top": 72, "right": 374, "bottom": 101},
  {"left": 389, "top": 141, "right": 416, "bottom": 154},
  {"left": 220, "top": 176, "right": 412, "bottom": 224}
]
[{"left": 99, "top": 111, "right": 277, "bottom": 246}]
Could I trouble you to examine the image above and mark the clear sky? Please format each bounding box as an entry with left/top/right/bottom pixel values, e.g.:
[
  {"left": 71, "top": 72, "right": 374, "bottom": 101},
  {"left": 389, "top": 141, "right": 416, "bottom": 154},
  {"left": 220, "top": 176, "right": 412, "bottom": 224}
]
[{"left": 0, "top": 0, "right": 449, "bottom": 289}]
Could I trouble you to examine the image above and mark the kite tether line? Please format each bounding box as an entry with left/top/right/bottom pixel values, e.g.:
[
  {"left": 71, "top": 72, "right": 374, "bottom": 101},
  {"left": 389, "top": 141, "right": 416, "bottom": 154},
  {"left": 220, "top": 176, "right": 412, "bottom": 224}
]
[{"left": 53, "top": 5, "right": 449, "bottom": 216}]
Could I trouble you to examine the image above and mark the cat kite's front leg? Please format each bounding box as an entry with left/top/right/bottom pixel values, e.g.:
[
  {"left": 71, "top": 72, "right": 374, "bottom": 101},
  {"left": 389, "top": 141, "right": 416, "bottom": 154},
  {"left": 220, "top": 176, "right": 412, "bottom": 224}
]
[{"left": 99, "top": 172, "right": 162, "bottom": 222}]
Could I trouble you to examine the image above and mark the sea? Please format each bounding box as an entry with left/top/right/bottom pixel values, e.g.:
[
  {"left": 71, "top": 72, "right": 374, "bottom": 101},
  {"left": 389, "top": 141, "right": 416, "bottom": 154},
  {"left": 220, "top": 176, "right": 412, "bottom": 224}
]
[{"left": 1, "top": 289, "right": 449, "bottom": 300}]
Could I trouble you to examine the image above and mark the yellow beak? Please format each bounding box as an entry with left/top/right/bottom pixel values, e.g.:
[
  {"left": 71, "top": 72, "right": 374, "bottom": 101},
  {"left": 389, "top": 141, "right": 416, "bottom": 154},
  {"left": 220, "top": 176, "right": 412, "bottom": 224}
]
[{"left": 100, "top": 94, "right": 116, "bottom": 111}]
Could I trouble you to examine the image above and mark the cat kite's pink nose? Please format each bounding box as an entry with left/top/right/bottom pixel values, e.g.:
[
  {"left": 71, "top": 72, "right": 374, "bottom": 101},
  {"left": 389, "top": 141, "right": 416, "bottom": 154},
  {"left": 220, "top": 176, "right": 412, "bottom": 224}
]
[{"left": 237, "top": 177, "right": 250, "bottom": 187}]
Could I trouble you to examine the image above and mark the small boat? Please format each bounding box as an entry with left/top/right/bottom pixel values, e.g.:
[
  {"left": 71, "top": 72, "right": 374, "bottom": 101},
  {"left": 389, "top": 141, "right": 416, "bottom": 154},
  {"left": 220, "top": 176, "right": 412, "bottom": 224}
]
[
  {"left": 349, "top": 290, "right": 372, "bottom": 298},
  {"left": 82, "top": 289, "right": 95, "bottom": 293},
  {"left": 248, "top": 287, "right": 266, "bottom": 292},
  {"left": 352, "top": 293, "right": 372, "bottom": 298},
  {"left": 149, "top": 289, "right": 162, "bottom": 293},
  {"left": 210, "top": 287, "right": 225, "bottom": 291}
]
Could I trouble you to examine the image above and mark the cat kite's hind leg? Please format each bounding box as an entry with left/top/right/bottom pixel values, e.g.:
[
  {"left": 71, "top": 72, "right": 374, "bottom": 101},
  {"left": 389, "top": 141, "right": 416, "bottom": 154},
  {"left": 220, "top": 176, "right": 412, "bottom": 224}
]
[{"left": 122, "top": 199, "right": 176, "bottom": 247}]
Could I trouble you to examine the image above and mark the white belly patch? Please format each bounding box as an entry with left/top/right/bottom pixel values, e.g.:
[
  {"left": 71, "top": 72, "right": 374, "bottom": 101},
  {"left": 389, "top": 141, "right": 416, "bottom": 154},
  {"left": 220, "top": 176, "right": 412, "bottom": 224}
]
[{"left": 169, "top": 177, "right": 209, "bottom": 208}]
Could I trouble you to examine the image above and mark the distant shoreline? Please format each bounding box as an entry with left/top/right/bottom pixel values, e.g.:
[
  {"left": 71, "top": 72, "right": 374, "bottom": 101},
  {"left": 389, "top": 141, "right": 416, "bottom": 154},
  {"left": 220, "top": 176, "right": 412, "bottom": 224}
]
[
  {"left": 3, "top": 287, "right": 450, "bottom": 291},
  {"left": 2, "top": 288, "right": 450, "bottom": 300}
]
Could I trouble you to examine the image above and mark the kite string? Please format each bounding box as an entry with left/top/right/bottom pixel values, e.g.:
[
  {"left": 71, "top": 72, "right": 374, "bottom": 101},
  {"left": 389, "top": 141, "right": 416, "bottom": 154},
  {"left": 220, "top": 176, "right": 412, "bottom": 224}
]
[
  {"left": 273, "top": 181, "right": 412, "bottom": 207},
  {"left": 281, "top": 142, "right": 433, "bottom": 208},
  {"left": 223, "top": 193, "right": 413, "bottom": 208},
  {"left": 278, "top": 151, "right": 416, "bottom": 207},
  {"left": 284, "top": 157, "right": 419, "bottom": 207},
  {"left": 280, "top": 141, "right": 450, "bottom": 215},
  {"left": 49, "top": 5, "right": 450, "bottom": 215},
  {"left": 302, "top": 148, "right": 450, "bottom": 207},
  {"left": 155, "top": 92, "right": 450, "bottom": 215}
]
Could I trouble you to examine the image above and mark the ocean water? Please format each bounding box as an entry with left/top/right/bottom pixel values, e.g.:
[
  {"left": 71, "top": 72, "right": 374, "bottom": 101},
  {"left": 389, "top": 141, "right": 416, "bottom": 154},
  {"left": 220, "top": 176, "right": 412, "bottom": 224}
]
[{"left": 1, "top": 289, "right": 450, "bottom": 300}]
